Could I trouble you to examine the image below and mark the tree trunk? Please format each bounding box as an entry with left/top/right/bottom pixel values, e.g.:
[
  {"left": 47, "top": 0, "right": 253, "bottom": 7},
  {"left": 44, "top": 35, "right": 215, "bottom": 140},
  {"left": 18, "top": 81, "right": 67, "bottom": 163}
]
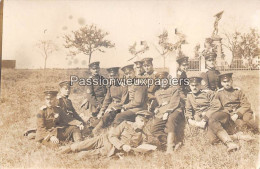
[
  {"left": 44, "top": 56, "right": 47, "bottom": 69},
  {"left": 163, "top": 56, "right": 166, "bottom": 68},
  {"left": 89, "top": 53, "right": 92, "bottom": 65}
]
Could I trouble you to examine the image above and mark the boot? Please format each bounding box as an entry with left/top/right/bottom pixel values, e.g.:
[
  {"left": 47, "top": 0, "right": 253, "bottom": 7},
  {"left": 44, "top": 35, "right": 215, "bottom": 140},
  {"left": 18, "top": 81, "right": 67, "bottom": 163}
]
[
  {"left": 231, "top": 132, "right": 255, "bottom": 142},
  {"left": 92, "top": 120, "right": 104, "bottom": 136},
  {"left": 166, "top": 132, "right": 175, "bottom": 154},
  {"left": 73, "top": 129, "right": 82, "bottom": 142},
  {"left": 217, "top": 130, "right": 239, "bottom": 152}
]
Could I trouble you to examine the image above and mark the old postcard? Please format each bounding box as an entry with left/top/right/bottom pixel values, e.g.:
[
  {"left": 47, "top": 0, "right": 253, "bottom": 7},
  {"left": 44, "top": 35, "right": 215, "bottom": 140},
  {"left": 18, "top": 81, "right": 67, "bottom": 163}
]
[{"left": 0, "top": 0, "right": 259, "bottom": 168}]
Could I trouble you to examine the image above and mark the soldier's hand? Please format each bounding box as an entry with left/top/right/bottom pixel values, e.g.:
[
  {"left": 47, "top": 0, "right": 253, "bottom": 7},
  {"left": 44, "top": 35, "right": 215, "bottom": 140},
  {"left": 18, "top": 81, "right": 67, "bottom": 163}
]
[
  {"left": 50, "top": 136, "right": 59, "bottom": 144},
  {"left": 188, "top": 119, "right": 196, "bottom": 126},
  {"left": 78, "top": 124, "right": 84, "bottom": 130},
  {"left": 196, "top": 120, "right": 206, "bottom": 129},
  {"left": 154, "top": 108, "right": 159, "bottom": 114},
  {"left": 105, "top": 109, "right": 111, "bottom": 114},
  {"left": 162, "top": 113, "right": 169, "bottom": 121},
  {"left": 122, "top": 144, "right": 131, "bottom": 152},
  {"left": 97, "top": 111, "right": 104, "bottom": 119},
  {"left": 231, "top": 114, "right": 238, "bottom": 122}
]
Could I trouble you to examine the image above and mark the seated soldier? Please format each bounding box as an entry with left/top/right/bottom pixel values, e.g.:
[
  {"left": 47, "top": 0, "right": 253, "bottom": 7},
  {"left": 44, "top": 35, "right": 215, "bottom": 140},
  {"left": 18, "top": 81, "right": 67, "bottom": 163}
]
[
  {"left": 35, "top": 91, "right": 82, "bottom": 148},
  {"left": 112, "top": 64, "right": 148, "bottom": 126},
  {"left": 150, "top": 71, "right": 185, "bottom": 154},
  {"left": 204, "top": 73, "right": 258, "bottom": 152},
  {"left": 186, "top": 77, "right": 215, "bottom": 129},
  {"left": 57, "top": 81, "right": 85, "bottom": 141},
  {"left": 186, "top": 77, "right": 254, "bottom": 142},
  {"left": 93, "top": 67, "right": 128, "bottom": 135},
  {"left": 58, "top": 111, "right": 152, "bottom": 158}
]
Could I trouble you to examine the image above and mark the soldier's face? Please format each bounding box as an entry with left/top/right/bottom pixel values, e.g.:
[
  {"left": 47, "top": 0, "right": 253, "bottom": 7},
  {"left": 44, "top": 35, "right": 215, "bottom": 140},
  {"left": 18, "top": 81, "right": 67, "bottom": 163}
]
[
  {"left": 143, "top": 64, "right": 153, "bottom": 73},
  {"left": 190, "top": 83, "right": 201, "bottom": 94},
  {"left": 135, "top": 116, "right": 147, "bottom": 129},
  {"left": 90, "top": 67, "right": 100, "bottom": 76},
  {"left": 221, "top": 79, "right": 233, "bottom": 90},
  {"left": 179, "top": 63, "right": 189, "bottom": 72},
  {"left": 160, "top": 79, "right": 169, "bottom": 89},
  {"left": 109, "top": 72, "right": 119, "bottom": 79},
  {"left": 45, "top": 96, "right": 56, "bottom": 107},
  {"left": 135, "top": 65, "right": 144, "bottom": 76},
  {"left": 124, "top": 70, "right": 135, "bottom": 79},
  {"left": 206, "top": 59, "right": 216, "bottom": 68},
  {"left": 60, "top": 86, "right": 71, "bottom": 96}
]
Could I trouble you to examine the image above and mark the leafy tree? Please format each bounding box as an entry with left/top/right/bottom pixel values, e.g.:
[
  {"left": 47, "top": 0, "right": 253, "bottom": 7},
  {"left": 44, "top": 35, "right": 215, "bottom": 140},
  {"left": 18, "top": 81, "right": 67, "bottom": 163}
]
[{"left": 64, "top": 24, "right": 115, "bottom": 64}]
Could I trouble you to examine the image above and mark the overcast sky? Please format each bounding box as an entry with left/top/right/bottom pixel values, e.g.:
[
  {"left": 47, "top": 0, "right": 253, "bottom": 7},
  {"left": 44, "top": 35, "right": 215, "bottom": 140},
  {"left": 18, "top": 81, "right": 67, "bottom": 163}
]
[{"left": 2, "top": 0, "right": 260, "bottom": 69}]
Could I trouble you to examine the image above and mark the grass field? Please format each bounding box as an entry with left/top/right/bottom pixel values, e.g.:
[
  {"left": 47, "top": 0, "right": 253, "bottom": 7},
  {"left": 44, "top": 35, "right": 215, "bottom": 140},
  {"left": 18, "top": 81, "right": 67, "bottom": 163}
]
[{"left": 0, "top": 69, "right": 259, "bottom": 169}]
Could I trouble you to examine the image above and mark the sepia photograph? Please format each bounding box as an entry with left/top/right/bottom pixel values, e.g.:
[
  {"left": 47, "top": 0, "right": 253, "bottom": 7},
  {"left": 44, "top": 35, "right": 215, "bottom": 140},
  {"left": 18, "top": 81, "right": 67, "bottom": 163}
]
[{"left": 0, "top": 0, "right": 259, "bottom": 168}]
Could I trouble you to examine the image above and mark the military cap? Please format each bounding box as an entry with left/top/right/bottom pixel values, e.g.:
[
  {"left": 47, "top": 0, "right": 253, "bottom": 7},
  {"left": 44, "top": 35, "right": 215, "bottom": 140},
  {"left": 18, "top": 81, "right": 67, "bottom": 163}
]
[
  {"left": 219, "top": 73, "right": 233, "bottom": 81},
  {"left": 189, "top": 76, "right": 203, "bottom": 85},
  {"left": 106, "top": 67, "right": 120, "bottom": 74},
  {"left": 89, "top": 61, "right": 100, "bottom": 68},
  {"left": 142, "top": 57, "right": 153, "bottom": 65},
  {"left": 204, "top": 52, "right": 217, "bottom": 60},
  {"left": 205, "top": 38, "right": 213, "bottom": 44},
  {"left": 59, "top": 81, "right": 71, "bottom": 87},
  {"left": 134, "top": 60, "right": 144, "bottom": 66},
  {"left": 155, "top": 71, "right": 169, "bottom": 79},
  {"left": 136, "top": 110, "right": 153, "bottom": 118},
  {"left": 176, "top": 55, "right": 189, "bottom": 65},
  {"left": 44, "top": 91, "right": 58, "bottom": 98},
  {"left": 121, "top": 64, "right": 134, "bottom": 73}
]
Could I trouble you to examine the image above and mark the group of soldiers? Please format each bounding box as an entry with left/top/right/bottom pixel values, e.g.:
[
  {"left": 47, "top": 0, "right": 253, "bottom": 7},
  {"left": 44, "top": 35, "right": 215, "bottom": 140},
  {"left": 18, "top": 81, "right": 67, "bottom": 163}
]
[{"left": 27, "top": 51, "right": 259, "bottom": 158}]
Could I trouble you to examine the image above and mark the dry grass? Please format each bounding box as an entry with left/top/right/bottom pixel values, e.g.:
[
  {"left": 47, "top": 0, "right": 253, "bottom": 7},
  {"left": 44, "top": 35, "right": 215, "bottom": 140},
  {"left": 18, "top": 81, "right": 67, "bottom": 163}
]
[{"left": 0, "top": 69, "right": 259, "bottom": 169}]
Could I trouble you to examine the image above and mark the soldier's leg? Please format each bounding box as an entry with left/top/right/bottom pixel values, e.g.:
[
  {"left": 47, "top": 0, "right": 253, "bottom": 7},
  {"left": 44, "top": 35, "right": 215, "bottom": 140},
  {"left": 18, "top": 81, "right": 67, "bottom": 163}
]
[
  {"left": 165, "top": 109, "right": 185, "bottom": 154},
  {"left": 113, "top": 110, "right": 136, "bottom": 126},
  {"left": 150, "top": 118, "right": 167, "bottom": 147},
  {"left": 208, "top": 111, "right": 239, "bottom": 152},
  {"left": 58, "top": 126, "right": 82, "bottom": 142},
  {"left": 242, "top": 111, "right": 259, "bottom": 131}
]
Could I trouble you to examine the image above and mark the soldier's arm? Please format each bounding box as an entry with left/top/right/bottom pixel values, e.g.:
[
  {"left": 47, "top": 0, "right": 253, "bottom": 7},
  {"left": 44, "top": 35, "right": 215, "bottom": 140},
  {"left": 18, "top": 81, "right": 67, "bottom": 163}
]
[
  {"left": 58, "top": 109, "right": 82, "bottom": 126},
  {"left": 185, "top": 95, "right": 194, "bottom": 120},
  {"left": 100, "top": 88, "right": 112, "bottom": 112},
  {"left": 200, "top": 72, "right": 209, "bottom": 90},
  {"left": 204, "top": 93, "right": 222, "bottom": 121},
  {"left": 117, "top": 86, "right": 129, "bottom": 107},
  {"left": 69, "top": 100, "right": 85, "bottom": 124},
  {"left": 124, "top": 86, "right": 147, "bottom": 110},
  {"left": 108, "top": 121, "right": 126, "bottom": 149},
  {"left": 236, "top": 90, "right": 252, "bottom": 118},
  {"left": 85, "top": 85, "right": 98, "bottom": 107},
  {"left": 166, "top": 87, "right": 181, "bottom": 112}
]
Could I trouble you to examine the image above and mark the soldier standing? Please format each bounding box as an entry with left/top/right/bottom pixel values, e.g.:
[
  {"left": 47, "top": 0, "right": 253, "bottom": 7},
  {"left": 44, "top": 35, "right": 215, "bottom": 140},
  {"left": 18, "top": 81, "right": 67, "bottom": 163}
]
[
  {"left": 176, "top": 55, "right": 190, "bottom": 98},
  {"left": 150, "top": 71, "right": 185, "bottom": 154},
  {"left": 200, "top": 52, "right": 221, "bottom": 91},
  {"left": 58, "top": 111, "right": 152, "bottom": 158},
  {"left": 81, "top": 61, "right": 107, "bottom": 119},
  {"left": 113, "top": 64, "right": 148, "bottom": 126},
  {"left": 92, "top": 67, "right": 128, "bottom": 135},
  {"left": 36, "top": 91, "right": 82, "bottom": 148}
]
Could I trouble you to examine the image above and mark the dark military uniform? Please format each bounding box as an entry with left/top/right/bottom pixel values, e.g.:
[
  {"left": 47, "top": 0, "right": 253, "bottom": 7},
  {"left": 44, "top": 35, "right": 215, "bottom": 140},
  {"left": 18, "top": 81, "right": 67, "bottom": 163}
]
[
  {"left": 57, "top": 95, "right": 85, "bottom": 124},
  {"left": 151, "top": 85, "right": 185, "bottom": 144},
  {"left": 185, "top": 90, "right": 215, "bottom": 121},
  {"left": 113, "top": 85, "right": 148, "bottom": 126},
  {"left": 36, "top": 105, "right": 82, "bottom": 145},
  {"left": 177, "top": 68, "right": 190, "bottom": 98},
  {"left": 200, "top": 68, "right": 221, "bottom": 91},
  {"left": 84, "top": 74, "right": 107, "bottom": 116},
  {"left": 98, "top": 84, "right": 129, "bottom": 127}
]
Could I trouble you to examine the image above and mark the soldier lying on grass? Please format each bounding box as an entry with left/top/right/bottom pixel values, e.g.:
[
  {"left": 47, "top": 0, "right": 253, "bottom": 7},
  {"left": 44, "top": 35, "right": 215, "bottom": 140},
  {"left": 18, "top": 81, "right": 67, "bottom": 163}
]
[{"left": 58, "top": 110, "right": 155, "bottom": 158}]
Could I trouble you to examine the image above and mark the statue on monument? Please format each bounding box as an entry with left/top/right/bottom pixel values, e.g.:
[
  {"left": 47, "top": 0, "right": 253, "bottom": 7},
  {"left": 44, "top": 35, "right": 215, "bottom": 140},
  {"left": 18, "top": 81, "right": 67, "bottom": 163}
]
[{"left": 212, "top": 11, "right": 224, "bottom": 38}]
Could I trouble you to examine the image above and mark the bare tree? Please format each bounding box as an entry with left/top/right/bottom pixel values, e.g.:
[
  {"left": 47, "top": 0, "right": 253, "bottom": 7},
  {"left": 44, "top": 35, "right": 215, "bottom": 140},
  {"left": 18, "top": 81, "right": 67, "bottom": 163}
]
[
  {"left": 128, "top": 41, "right": 149, "bottom": 61},
  {"left": 64, "top": 24, "right": 115, "bottom": 64},
  {"left": 36, "top": 40, "right": 58, "bottom": 69}
]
